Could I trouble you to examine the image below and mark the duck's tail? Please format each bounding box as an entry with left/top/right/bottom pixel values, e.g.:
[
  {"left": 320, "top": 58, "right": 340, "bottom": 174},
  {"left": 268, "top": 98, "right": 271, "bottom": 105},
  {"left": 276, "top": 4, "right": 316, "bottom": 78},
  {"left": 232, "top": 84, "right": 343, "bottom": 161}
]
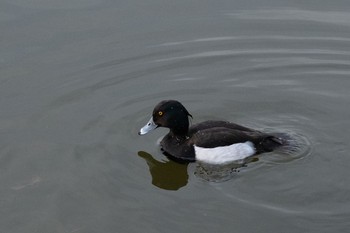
[{"left": 260, "top": 133, "right": 293, "bottom": 153}]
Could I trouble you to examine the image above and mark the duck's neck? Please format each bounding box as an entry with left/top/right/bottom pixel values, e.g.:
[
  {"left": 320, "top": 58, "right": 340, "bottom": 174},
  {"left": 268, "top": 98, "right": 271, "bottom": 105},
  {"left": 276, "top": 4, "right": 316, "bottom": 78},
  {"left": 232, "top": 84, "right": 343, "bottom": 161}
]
[
  {"left": 170, "top": 121, "right": 189, "bottom": 137},
  {"left": 170, "top": 127, "right": 188, "bottom": 137},
  {"left": 168, "top": 112, "right": 190, "bottom": 137}
]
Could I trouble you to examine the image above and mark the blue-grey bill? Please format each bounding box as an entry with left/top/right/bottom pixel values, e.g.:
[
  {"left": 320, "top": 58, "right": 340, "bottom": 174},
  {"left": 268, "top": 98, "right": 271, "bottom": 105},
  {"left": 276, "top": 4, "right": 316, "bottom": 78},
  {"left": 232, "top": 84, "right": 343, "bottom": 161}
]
[{"left": 139, "top": 117, "right": 157, "bottom": 135}]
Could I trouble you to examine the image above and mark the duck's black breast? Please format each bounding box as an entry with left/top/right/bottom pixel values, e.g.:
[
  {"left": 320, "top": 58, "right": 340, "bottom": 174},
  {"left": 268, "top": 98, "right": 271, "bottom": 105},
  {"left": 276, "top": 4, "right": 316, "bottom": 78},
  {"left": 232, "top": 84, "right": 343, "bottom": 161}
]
[
  {"left": 160, "top": 133, "right": 195, "bottom": 162},
  {"left": 160, "top": 120, "right": 282, "bottom": 162}
]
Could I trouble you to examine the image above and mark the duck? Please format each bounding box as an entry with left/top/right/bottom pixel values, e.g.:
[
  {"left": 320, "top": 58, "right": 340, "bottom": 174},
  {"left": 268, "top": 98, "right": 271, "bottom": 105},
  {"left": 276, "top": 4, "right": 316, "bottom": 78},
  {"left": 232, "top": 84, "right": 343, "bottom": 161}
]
[{"left": 139, "top": 100, "right": 285, "bottom": 164}]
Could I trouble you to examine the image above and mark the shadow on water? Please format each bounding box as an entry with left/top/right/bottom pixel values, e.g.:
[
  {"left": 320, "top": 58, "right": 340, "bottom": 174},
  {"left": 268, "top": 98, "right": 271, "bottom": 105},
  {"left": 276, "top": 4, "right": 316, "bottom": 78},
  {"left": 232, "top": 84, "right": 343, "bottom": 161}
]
[
  {"left": 138, "top": 131, "right": 311, "bottom": 190},
  {"left": 138, "top": 151, "right": 259, "bottom": 189},
  {"left": 138, "top": 151, "right": 189, "bottom": 191},
  {"left": 195, "top": 157, "right": 259, "bottom": 182}
]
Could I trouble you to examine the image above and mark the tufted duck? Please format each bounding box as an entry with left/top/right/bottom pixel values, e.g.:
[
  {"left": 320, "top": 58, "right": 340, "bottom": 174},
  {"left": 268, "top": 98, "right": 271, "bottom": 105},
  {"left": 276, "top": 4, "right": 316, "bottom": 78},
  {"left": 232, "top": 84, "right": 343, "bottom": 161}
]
[{"left": 139, "top": 100, "right": 285, "bottom": 164}]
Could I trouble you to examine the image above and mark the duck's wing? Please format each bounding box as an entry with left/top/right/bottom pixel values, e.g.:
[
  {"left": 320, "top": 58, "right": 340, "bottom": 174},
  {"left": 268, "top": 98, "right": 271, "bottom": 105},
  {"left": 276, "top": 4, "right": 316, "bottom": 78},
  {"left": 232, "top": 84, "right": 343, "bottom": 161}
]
[
  {"left": 189, "top": 127, "right": 263, "bottom": 148},
  {"left": 189, "top": 120, "right": 257, "bottom": 135},
  {"left": 189, "top": 127, "right": 283, "bottom": 153}
]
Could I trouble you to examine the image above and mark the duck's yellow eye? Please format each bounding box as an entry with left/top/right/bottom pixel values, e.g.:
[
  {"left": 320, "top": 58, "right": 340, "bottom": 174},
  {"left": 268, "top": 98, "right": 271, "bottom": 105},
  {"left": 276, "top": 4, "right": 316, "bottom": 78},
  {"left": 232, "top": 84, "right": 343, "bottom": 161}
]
[{"left": 158, "top": 111, "right": 163, "bottom": 116}]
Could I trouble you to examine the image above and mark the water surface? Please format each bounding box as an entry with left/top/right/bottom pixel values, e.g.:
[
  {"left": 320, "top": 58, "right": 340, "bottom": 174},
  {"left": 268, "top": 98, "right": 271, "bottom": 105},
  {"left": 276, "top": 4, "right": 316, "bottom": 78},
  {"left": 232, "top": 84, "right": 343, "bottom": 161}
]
[{"left": 1, "top": 0, "right": 350, "bottom": 232}]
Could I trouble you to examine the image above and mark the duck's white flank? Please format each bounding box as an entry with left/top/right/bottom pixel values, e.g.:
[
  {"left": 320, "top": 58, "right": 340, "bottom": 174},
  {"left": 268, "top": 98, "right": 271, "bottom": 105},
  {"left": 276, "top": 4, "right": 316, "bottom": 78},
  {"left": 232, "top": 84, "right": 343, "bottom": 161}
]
[{"left": 194, "top": 141, "right": 256, "bottom": 164}]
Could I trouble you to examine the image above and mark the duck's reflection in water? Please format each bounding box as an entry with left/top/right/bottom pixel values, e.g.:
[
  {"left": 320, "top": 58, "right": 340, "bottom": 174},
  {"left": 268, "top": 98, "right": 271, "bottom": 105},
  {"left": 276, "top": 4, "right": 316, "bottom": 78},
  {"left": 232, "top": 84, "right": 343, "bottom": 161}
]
[
  {"left": 138, "top": 151, "right": 261, "bottom": 189},
  {"left": 138, "top": 151, "right": 189, "bottom": 190},
  {"left": 195, "top": 156, "right": 259, "bottom": 182}
]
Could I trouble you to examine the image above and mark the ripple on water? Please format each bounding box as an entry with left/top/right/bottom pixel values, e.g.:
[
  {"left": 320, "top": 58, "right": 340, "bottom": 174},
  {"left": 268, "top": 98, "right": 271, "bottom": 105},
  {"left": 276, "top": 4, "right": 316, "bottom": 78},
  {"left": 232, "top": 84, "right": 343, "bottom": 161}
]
[
  {"left": 194, "top": 130, "right": 312, "bottom": 182},
  {"left": 66, "top": 30, "right": 337, "bottom": 186},
  {"left": 227, "top": 9, "right": 350, "bottom": 26}
]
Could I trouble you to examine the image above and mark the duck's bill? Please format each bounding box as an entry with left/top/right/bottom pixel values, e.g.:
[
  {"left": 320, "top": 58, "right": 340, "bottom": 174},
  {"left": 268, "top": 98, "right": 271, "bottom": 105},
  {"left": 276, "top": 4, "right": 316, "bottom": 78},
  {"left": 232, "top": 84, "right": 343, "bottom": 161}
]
[{"left": 139, "top": 117, "right": 158, "bottom": 135}]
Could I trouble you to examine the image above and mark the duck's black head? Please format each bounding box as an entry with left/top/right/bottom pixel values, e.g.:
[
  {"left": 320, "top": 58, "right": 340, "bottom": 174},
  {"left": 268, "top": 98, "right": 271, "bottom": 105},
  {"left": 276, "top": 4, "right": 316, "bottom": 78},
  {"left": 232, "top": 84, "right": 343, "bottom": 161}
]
[{"left": 139, "top": 100, "right": 192, "bottom": 136}]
